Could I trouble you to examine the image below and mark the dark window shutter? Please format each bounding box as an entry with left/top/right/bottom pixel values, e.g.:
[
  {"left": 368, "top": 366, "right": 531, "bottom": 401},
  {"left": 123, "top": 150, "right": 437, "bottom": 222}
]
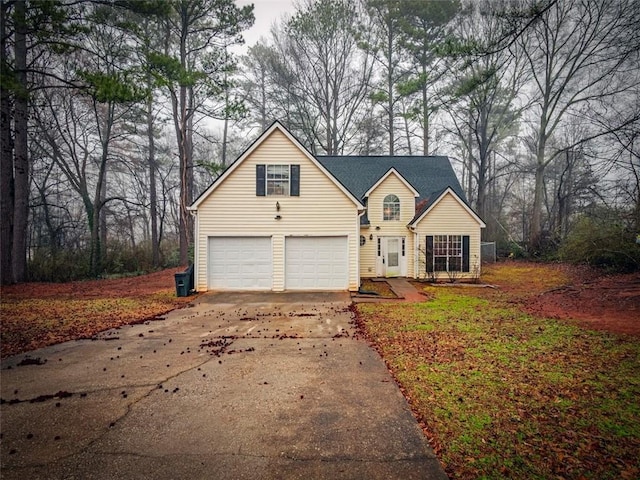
[
  {"left": 256, "top": 164, "right": 265, "bottom": 196},
  {"left": 290, "top": 164, "right": 300, "bottom": 196},
  {"left": 426, "top": 236, "right": 434, "bottom": 273},
  {"left": 462, "top": 235, "right": 470, "bottom": 272}
]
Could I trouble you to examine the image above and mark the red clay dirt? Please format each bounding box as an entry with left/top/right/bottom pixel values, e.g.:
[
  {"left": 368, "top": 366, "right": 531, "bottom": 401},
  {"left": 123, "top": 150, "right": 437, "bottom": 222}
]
[
  {"left": 523, "top": 268, "right": 640, "bottom": 336},
  {"left": 1, "top": 267, "right": 187, "bottom": 299}
]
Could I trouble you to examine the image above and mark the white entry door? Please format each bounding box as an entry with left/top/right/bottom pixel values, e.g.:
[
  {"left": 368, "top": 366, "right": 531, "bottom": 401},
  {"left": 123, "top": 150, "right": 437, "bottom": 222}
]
[
  {"left": 385, "top": 237, "right": 401, "bottom": 277},
  {"left": 378, "top": 236, "right": 406, "bottom": 277}
]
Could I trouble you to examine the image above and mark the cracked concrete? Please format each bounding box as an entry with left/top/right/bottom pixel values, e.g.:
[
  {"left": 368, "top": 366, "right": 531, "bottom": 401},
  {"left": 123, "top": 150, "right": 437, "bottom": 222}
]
[{"left": 1, "top": 292, "right": 447, "bottom": 479}]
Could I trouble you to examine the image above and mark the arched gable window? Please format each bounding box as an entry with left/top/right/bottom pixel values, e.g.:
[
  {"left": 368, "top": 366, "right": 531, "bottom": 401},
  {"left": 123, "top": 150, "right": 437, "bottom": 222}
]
[{"left": 383, "top": 194, "right": 400, "bottom": 220}]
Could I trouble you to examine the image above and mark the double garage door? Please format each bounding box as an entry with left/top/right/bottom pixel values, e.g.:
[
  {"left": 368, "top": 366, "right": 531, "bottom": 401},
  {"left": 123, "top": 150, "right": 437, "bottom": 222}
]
[{"left": 208, "top": 236, "right": 348, "bottom": 290}]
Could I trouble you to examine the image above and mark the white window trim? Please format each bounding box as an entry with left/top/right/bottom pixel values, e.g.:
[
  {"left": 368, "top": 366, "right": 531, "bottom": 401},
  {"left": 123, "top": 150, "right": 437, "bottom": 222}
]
[
  {"left": 266, "top": 164, "right": 290, "bottom": 196},
  {"left": 383, "top": 194, "right": 400, "bottom": 221},
  {"left": 433, "top": 234, "right": 463, "bottom": 272}
]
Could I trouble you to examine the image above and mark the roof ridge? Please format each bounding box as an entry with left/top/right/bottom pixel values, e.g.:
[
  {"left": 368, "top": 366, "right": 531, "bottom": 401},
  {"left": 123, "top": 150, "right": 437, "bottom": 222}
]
[{"left": 316, "top": 155, "right": 449, "bottom": 158}]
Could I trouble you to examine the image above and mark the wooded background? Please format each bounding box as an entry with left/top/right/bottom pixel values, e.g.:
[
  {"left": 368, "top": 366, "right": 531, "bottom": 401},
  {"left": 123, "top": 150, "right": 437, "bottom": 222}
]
[{"left": 1, "top": 0, "right": 639, "bottom": 283}]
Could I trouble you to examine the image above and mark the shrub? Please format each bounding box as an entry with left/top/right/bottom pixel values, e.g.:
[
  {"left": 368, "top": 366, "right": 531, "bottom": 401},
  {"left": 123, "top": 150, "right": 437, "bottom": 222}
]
[
  {"left": 28, "top": 247, "right": 90, "bottom": 282},
  {"left": 560, "top": 215, "right": 640, "bottom": 272}
]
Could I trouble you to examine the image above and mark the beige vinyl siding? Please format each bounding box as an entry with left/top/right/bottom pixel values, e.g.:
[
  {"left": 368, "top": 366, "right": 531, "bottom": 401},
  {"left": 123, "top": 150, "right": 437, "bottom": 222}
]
[
  {"left": 359, "top": 226, "right": 376, "bottom": 277},
  {"left": 361, "top": 173, "right": 415, "bottom": 278},
  {"left": 194, "top": 129, "right": 360, "bottom": 291},
  {"left": 414, "top": 192, "right": 482, "bottom": 280}
]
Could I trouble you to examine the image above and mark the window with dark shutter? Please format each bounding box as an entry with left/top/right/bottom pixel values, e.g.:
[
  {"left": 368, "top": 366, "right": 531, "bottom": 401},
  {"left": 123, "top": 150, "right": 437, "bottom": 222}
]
[
  {"left": 290, "top": 164, "right": 300, "bottom": 196},
  {"left": 462, "top": 235, "right": 470, "bottom": 272},
  {"left": 256, "top": 165, "right": 266, "bottom": 196},
  {"left": 427, "top": 235, "right": 469, "bottom": 273},
  {"left": 426, "top": 236, "right": 434, "bottom": 273}
]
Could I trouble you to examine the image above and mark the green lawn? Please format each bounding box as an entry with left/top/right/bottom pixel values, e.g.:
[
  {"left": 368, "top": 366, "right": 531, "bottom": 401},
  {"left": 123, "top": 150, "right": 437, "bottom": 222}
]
[{"left": 355, "top": 274, "right": 640, "bottom": 479}]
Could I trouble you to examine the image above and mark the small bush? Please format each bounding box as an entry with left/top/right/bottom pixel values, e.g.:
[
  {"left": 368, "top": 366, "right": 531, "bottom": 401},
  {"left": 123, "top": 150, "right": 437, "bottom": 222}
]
[
  {"left": 560, "top": 215, "right": 640, "bottom": 272},
  {"left": 28, "top": 248, "right": 90, "bottom": 282}
]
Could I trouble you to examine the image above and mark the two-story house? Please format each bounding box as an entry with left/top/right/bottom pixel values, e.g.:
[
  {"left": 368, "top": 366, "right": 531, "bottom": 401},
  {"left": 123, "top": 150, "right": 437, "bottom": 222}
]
[{"left": 189, "top": 121, "right": 485, "bottom": 292}]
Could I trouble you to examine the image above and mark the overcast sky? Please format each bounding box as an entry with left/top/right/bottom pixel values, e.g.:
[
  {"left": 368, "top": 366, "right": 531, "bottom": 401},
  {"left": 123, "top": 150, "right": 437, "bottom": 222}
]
[{"left": 237, "top": 0, "right": 296, "bottom": 48}]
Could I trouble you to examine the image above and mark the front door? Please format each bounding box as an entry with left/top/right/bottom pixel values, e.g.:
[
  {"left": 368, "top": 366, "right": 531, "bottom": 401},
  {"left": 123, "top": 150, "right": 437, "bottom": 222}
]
[{"left": 385, "top": 237, "right": 401, "bottom": 277}]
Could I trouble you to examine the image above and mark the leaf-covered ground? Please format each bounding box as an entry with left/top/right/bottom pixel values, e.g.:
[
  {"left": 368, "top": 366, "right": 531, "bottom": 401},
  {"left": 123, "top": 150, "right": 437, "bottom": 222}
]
[
  {"left": 2, "top": 262, "right": 639, "bottom": 478},
  {"left": 355, "top": 262, "right": 640, "bottom": 480},
  {"left": 0, "top": 268, "right": 194, "bottom": 358}
]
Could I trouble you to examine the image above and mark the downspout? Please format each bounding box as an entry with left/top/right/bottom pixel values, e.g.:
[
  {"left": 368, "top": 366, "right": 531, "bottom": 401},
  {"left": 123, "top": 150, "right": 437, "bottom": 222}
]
[
  {"left": 356, "top": 207, "right": 365, "bottom": 290},
  {"left": 189, "top": 208, "right": 198, "bottom": 291},
  {"left": 409, "top": 225, "right": 418, "bottom": 279}
]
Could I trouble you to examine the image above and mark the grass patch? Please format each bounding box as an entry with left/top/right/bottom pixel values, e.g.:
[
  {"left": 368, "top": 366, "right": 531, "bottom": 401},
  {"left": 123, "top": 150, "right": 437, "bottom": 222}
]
[
  {"left": 480, "top": 261, "right": 571, "bottom": 293},
  {"left": 356, "top": 287, "right": 640, "bottom": 479}
]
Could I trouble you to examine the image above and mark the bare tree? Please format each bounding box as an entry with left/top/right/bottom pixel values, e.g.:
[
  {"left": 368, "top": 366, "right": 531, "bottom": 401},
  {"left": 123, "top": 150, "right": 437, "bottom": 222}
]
[
  {"left": 364, "top": 0, "right": 406, "bottom": 155},
  {"left": 239, "top": 43, "right": 280, "bottom": 135},
  {"left": 0, "top": 0, "right": 84, "bottom": 283},
  {"left": 0, "top": 1, "right": 14, "bottom": 284},
  {"left": 518, "top": 0, "right": 639, "bottom": 250},
  {"left": 445, "top": 0, "right": 529, "bottom": 231},
  {"left": 157, "top": 0, "right": 253, "bottom": 266},
  {"left": 276, "top": 0, "right": 375, "bottom": 155},
  {"left": 397, "top": 0, "right": 459, "bottom": 155}
]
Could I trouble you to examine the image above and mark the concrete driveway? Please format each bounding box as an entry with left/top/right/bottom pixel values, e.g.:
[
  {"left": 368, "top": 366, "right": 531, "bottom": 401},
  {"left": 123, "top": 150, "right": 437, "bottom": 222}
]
[{"left": 1, "top": 292, "right": 447, "bottom": 479}]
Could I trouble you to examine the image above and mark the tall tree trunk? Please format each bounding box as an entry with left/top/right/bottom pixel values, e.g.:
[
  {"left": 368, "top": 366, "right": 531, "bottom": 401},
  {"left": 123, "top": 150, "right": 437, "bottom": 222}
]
[
  {"left": 221, "top": 48, "right": 229, "bottom": 166},
  {"left": 12, "top": 0, "right": 28, "bottom": 282},
  {"left": 387, "top": 27, "right": 394, "bottom": 156},
  {"left": 476, "top": 109, "right": 489, "bottom": 221},
  {"left": 530, "top": 159, "right": 546, "bottom": 252},
  {"left": 0, "top": 1, "right": 14, "bottom": 284},
  {"left": 186, "top": 85, "right": 194, "bottom": 252},
  {"left": 147, "top": 93, "right": 159, "bottom": 268},
  {"left": 175, "top": 14, "right": 191, "bottom": 267},
  {"left": 222, "top": 82, "right": 229, "bottom": 166},
  {"left": 403, "top": 112, "right": 412, "bottom": 155},
  {"left": 530, "top": 118, "right": 548, "bottom": 251},
  {"left": 90, "top": 102, "right": 114, "bottom": 276},
  {"left": 260, "top": 67, "right": 267, "bottom": 131},
  {"left": 421, "top": 64, "right": 428, "bottom": 156},
  {"left": 466, "top": 112, "right": 473, "bottom": 200},
  {"left": 99, "top": 167, "right": 107, "bottom": 254},
  {"left": 89, "top": 201, "right": 101, "bottom": 276}
]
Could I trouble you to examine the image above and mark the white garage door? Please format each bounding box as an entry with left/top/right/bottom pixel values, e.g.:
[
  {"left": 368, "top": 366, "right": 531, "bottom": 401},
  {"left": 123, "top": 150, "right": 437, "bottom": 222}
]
[
  {"left": 208, "top": 237, "right": 272, "bottom": 290},
  {"left": 285, "top": 236, "right": 348, "bottom": 290}
]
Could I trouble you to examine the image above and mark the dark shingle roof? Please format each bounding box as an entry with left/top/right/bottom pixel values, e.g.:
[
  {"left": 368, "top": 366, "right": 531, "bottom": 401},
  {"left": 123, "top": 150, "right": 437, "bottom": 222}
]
[{"left": 316, "top": 155, "right": 466, "bottom": 204}]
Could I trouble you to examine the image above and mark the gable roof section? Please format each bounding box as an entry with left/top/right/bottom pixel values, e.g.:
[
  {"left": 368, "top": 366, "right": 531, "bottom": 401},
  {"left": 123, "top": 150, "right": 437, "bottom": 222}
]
[
  {"left": 190, "top": 121, "right": 364, "bottom": 210},
  {"left": 316, "top": 155, "right": 466, "bottom": 204},
  {"left": 363, "top": 167, "right": 419, "bottom": 198},
  {"left": 409, "top": 187, "right": 486, "bottom": 228}
]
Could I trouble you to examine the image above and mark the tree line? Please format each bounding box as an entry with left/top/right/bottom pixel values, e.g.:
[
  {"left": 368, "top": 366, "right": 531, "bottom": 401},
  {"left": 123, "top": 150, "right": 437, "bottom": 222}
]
[{"left": 2, "top": 0, "right": 639, "bottom": 284}]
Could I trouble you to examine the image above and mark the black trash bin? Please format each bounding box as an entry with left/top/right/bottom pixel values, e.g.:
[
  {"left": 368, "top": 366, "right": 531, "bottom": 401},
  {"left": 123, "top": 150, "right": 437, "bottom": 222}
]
[
  {"left": 174, "top": 267, "right": 192, "bottom": 297},
  {"left": 186, "top": 264, "right": 194, "bottom": 292}
]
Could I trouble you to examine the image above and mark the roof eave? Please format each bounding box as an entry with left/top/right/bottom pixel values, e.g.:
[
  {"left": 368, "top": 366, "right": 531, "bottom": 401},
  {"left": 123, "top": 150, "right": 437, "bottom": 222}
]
[
  {"left": 190, "top": 121, "right": 364, "bottom": 211},
  {"left": 409, "top": 187, "right": 486, "bottom": 228},
  {"left": 363, "top": 167, "right": 420, "bottom": 198}
]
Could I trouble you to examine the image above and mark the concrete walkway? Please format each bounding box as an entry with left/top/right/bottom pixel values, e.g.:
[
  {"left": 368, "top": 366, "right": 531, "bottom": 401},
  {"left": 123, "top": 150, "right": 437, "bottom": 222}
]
[
  {"left": 1, "top": 292, "right": 447, "bottom": 480},
  {"left": 386, "top": 278, "right": 427, "bottom": 302},
  {"left": 354, "top": 278, "right": 427, "bottom": 303}
]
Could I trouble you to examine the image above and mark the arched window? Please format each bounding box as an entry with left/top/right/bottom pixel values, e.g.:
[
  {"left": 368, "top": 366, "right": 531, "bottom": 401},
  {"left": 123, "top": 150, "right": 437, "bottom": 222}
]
[{"left": 383, "top": 194, "right": 400, "bottom": 220}]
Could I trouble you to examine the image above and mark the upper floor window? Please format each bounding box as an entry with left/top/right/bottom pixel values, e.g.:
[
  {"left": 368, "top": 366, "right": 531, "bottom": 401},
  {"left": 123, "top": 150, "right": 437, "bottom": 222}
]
[
  {"left": 256, "top": 164, "right": 300, "bottom": 197},
  {"left": 383, "top": 194, "right": 400, "bottom": 220},
  {"left": 267, "top": 165, "right": 289, "bottom": 195}
]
